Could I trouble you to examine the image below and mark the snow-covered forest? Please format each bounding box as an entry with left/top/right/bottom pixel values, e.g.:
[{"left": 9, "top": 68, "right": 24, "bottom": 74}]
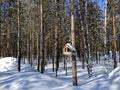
[{"left": 0, "top": 0, "right": 120, "bottom": 90}]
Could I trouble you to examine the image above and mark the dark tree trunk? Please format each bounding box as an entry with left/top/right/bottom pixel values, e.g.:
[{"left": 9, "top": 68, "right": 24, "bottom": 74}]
[
  {"left": 40, "top": 0, "right": 44, "bottom": 73},
  {"left": 26, "top": 0, "right": 31, "bottom": 65},
  {"left": 6, "top": 0, "right": 11, "bottom": 56},
  {"left": 17, "top": 0, "right": 21, "bottom": 72},
  {"left": 112, "top": 0, "right": 117, "bottom": 68},
  {"left": 0, "top": 0, "right": 1, "bottom": 57},
  {"left": 37, "top": 0, "right": 41, "bottom": 72},
  {"left": 54, "top": 0, "right": 59, "bottom": 77}
]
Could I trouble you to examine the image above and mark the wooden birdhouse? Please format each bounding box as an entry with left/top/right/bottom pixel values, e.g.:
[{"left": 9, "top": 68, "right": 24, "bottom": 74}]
[{"left": 63, "top": 43, "right": 76, "bottom": 56}]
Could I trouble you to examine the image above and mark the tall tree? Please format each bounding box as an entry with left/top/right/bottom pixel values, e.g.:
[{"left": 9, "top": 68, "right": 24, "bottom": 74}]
[
  {"left": 77, "top": 0, "right": 86, "bottom": 69},
  {"left": 104, "top": 0, "right": 107, "bottom": 64},
  {"left": 17, "top": 0, "right": 21, "bottom": 72},
  {"left": 0, "top": 0, "right": 2, "bottom": 57},
  {"left": 84, "top": 0, "right": 92, "bottom": 77},
  {"left": 54, "top": 0, "right": 59, "bottom": 77},
  {"left": 37, "top": 0, "right": 41, "bottom": 72},
  {"left": 71, "top": 0, "right": 77, "bottom": 86},
  {"left": 6, "top": 0, "right": 11, "bottom": 56},
  {"left": 112, "top": 0, "right": 117, "bottom": 68},
  {"left": 40, "top": 0, "right": 44, "bottom": 73},
  {"left": 26, "top": 0, "right": 31, "bottom": 65}
]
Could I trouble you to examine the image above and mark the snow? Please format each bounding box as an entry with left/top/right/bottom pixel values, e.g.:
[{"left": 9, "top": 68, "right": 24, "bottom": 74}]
[
  {"left": 0, "top": 57, "right": 35, "bottom": 72},
  {"left": 66, "top": 43, "right": 76, "bottom": 51},
  {"left": 0, "top": 57, "right": 120, "bottom": 90},
  {"left": 107, "top": 67, "right": 120, "bottom": 90}
]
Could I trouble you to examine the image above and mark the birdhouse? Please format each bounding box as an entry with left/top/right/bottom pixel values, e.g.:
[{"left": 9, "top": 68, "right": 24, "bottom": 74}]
[{"left": 63, "top": 43, "right": 76, "bottom": 56}]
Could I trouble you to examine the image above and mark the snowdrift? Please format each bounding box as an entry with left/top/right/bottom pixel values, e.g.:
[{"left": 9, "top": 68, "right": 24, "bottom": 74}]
[
  {"left": 107, "top": 67, "right": 120, "bottom": 90},
  {"left": 0, "top": 57, "right": 70, "bottom": 90},
  {"left": 0, "top": 57, "right": 36, "bottom": 72},
  {"left": 0, "top": 57, "right": 17, "bottom": 72},
  {"left": 108, "top": 67, "right": 120, "bottom": 79}
]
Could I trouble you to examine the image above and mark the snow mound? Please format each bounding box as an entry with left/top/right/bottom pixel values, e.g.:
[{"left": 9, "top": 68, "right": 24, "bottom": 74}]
[
  {"left": 107, "top": 67, "right": 120, "bottom": 90},
  {"left": 0, "top": 57, "right": 69, "bottom": 90},
  {"left": 0, "top": 57, "right": 36, "bottom": 72},
  {"left": 0, "top": 57, "right": 17, "bottom": 72},
  {"left": 108, "top": 67, "right": 120, "bottom": 79}
]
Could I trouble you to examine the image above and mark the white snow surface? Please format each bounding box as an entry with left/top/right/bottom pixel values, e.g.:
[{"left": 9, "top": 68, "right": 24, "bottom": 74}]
[
  {"left": 0, "top": 57, "right": 120, "bottom": 90},
  {"left": 66, "top": 43, "right": 76, "bottom": 51}
]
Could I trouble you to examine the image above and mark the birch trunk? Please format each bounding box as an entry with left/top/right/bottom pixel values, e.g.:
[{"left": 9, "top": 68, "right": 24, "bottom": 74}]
[{"left": 104, "top": 0, "right": 107, "bottom": 63}]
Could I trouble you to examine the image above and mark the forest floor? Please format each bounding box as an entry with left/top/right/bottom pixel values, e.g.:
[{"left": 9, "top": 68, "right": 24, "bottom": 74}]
[{"left": 0, "top": 56, "right": 120, "bottom": 90}]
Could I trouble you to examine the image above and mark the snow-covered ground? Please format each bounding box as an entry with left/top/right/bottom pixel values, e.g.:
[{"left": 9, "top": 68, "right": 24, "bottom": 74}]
[{"left": 0, "top": 57, "right": 120, "bottom": 90}]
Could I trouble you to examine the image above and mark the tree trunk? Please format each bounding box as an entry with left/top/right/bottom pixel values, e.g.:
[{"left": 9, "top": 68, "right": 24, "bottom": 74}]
[
  {"left": 17, "top": 0, "right": 21, "bottom": 72},
  {"left": 30, "top": 21, "right": 32, "bottom": 66},
  {"left": 78, "top": 0, "right": 85, "bottom": 69},
  {"left": 96, "top": 48, "right": 98, "bottom": 64},
  {"left": 6, "top": 0, "right": 11, "bottom": 56},
  {"left": 84, "top": 1, "right": 92, "bottom": 77},
  {"left": 26, "top": 0, "right": 31, "bottom": 64},
  {"left": 104, "top": 0, "right": 107, "bottom": 64},
  {"left": 40, "top": 0, "right": 44, "bottom": 73},
  {"left": 112, "top": 0, "right": 117, "bottom": 68},
  {"left": 37, "top": 0, "right": 41, "bottom": 72},
  {"left": 52, "top": 54, "right": 55, "bottom": 72},
  {"left": 0, "top": 0, "right": 1, "bottom": 57},
  {"left": 55, "top": 0, "right": 59, "bottom": 77},
  {"left": 71, "top": 0, "right": 77, "bottom": 86},
  {"left": 44, "top": 32, "right": 47, "bottom": 66}
]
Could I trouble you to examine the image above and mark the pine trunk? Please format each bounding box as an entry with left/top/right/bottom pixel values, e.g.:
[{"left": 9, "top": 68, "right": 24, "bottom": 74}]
[
  {"left": 17, "top": 0, "right": 21, "bottom": 72},
  {"left": 40, "top": 0, "right": 44, "bottom": 73},
  {"left": 37, "top": 0, "right": 41, "bottom": 72},
  {"left": 55, "top": 0, "right": 59, "bottom": 77},
  {"left": 6, "top": 0, "right": 11, "bottom": 56},
  {"left": 71, "top": 0, "right": 77, "bottom": 86},
  {"left": 0, "top": 0, "right": 1, "bottom": 57},
  {"left": 26, "top": 0, "right": 31, "bottom": 64},
  {"left": 112, "top": 0, "right": 117, "bottom": 68}
]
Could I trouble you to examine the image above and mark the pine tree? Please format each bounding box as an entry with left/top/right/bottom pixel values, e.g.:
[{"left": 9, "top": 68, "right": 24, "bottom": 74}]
[
  {"left": 71, "top": 0, "right": 77, "bottom": 86},
  {"left": 54, "top": 0, "right": 59, "bottom": 77},
  {"left": 17, "top": 0, "right": 21, "bottom": 72},
  {"left": 112, "top": 0, "right": 117, "bottom": 68},
  {"left": 0, "top": 0, "right": 2, "bottom": 57},
  {"left": 40, "top": 0, "right": 44, "bottom": 73},
  {"left": 37, "top": 0, "right": 41, "bottom": 72},
  {"left": 6, "top": 0, "right": 11, "bottom": 56}
]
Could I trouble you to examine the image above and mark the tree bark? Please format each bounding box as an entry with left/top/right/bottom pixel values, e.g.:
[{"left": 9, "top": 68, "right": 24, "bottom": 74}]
[
  {"left": 55, "top": 0, "right": 59, "bottom": 77},
  {"left": 112, "top": 0, "right": 117, "bottom": 68},
  {"left": 6, "top": 0, "right": 11, "bottom": 56},
  {"left": 71, "top": 0, "right": 77, "bottom": 86},
  {"left": 37, "top": 0, "right": 41, "bottom": 72},
  {"left": 0, "top": 0, "right": 1, "bottom": 57},
  {"left": 40, "top": 0, "right": 44, "bottom": 73},
  {"left": 17, "top": 0, "right": 21, "bottom": 72},
  {"left": 104, "top": 0, "right": 107, "bottom": 64},
  {"left": 26, "top": 0, "right": 31, "bottom": 65}
]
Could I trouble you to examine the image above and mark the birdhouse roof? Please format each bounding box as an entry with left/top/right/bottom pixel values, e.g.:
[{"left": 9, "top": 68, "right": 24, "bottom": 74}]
[{"left": 65, "top": 43, "right": 76, "bottom": 52}]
